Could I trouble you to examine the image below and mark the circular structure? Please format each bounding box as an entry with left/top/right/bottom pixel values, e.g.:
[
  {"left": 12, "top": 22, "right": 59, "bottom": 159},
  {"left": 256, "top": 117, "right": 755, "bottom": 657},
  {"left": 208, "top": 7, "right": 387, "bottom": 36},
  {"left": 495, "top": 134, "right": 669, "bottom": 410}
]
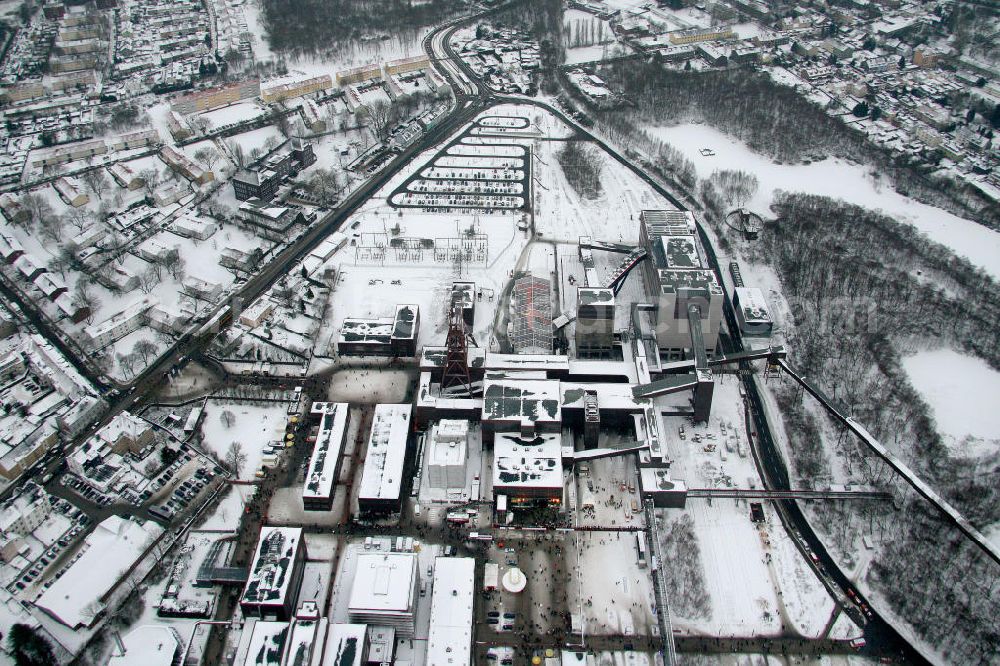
[
  {"left": 502, "top": 567, "right": 527, "bottom": 593},
  {"left": 725, "top": 208, "right": 764, "bottom": 239}
]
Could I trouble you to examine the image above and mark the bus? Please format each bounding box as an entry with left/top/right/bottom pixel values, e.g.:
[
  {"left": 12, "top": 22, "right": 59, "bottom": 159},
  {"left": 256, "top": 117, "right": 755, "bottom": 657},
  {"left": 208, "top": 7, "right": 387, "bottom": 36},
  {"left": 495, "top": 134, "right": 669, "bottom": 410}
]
[{"left": 636, "top": 532, "right": 648, "bottom": 568}]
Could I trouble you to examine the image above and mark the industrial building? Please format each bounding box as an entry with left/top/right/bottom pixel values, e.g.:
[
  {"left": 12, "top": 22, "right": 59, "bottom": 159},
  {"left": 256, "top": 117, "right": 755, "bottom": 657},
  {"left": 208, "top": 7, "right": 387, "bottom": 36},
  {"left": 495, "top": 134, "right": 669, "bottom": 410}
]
[
  {"left": 347, "top": 551, "right": 419, "bottom": 635},
  {"left": 303, "top": 402, "right": 350, "bottom": 511},
  {"left": 337, "top": 304, "right": 419, "bottom": 357},
  {"left": 357, "top": 404, "right": 413, "bottom": 515},
  {"left": 575, "top": 287, "right": 615, "bottom": 357},
  {"left": 639, "top": 210, "right": 723, "bottom": 360},
  {"left": 426, "top": 557, "right": 475, "bottom": 666},
  {"left": 510, "top": 275, "right": 553, "bottom": 354},
  {"left": 481, "top": 377, "right": 562, "bottom": 442},
  {"left": 427, "top": 419, "right": 468, "bottom": 489},
  {"left": 492, "top": 431, "right": 564, "bottom": 507},
  {"left": 733, "top": 286, "right": 773, "bottom": 336},
  {"left": 240, "top": 526, "right": 307, "bottom": 620}
]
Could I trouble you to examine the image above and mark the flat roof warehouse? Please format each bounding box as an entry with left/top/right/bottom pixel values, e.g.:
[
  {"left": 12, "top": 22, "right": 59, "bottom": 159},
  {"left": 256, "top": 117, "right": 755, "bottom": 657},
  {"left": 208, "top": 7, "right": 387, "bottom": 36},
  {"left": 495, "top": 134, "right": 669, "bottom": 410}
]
[
  {"left": 303, "top": 403, "right": 349, "bottom": 507},
  {"left": 358, "top": 404, "right": 412, "bottom": 503}
]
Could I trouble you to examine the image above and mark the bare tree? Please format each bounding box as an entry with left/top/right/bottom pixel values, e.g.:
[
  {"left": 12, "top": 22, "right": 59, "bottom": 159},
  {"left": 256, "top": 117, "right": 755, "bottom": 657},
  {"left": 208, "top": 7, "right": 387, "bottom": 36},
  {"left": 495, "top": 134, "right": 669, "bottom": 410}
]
[
  {"left": 711, "top": 170, "right": 759, "bottom": 209},
  {"left": 50, "top": 245, "right": 80, "bottom": 278},
  {"left": 133, "top": 339, "right": 157, "bottom": 365},
  {"left": 365, "top": 100, "right": 394, "bottom": 143},
  {"left": 38, "top": 214, "right": 61, "bottom": 244},
  {"left": 105, "top": 231, "right": 127, "bottom": 265},
  {"left": 74, "top": 280, "right": 99, "bottom": 324},
  {"left": 21, "top": 193, "right": 52, "bottom": 231},
  {"left": 117, "top": 352, "right": 136, "bottom": 379},
  {"left": 557, "top": 141, "right": 604, "bottom": 199},
  {"left": 138, "top": 168, "right": 161, "bottom": 196},
  {"left": 81, "top": 169, "right": 109, "bottom": 199},
  {"left": 138, "top": 265, "right": 160, "bottom": 293},
  {"left": 65, "top": 208, "right": 92, "bottom": 233},
  {"left": 193, "top": 146, "right": 220, "bottom": 171},
  {"left": 307, "top": 168, "right": 345, "bottom": 205},
  {"left": 224, "top": 441, "right": 247, "bottom": 477},
  {"left": 228, "top": 141, "right": 247, "bottom": 169},
  {"left": 188, "top": 115, "right": 212, "bottom": 135},
  {"left": 220, "top": 410, "right": 235, "bottom": 428},
  {"left": 158, "top": 248, "right": 185, "bottom": 280}
]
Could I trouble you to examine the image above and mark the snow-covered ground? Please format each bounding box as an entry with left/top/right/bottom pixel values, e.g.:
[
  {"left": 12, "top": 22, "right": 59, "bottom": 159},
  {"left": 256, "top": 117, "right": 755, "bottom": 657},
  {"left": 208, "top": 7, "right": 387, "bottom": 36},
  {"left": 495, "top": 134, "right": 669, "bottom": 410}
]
[
  {"left": 646, "top": 123, "right": 1000, "bottom": 280},
  {"left": 198, "top": 400, "right": 292, "bottom": 479},
  {"left": 532, "top": 133, "right": 664, "bottom": 244},
  {"left": 901, "top": 348, "right": 1000, "bottom": 456},
  {"left": 657, "top": 381, "right": 843, "bottom": 638},
  {"left": 568, "top": 530, "right": 656, "bottom": 637},
  {"left": 564, "top": 43, "right": 632, "bottom": 65}
]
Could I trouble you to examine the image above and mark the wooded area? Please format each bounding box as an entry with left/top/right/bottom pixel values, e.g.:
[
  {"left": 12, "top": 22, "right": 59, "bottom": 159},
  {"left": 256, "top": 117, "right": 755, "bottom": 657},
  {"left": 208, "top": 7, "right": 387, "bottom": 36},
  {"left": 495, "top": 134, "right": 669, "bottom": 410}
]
[
  {"left": 259, "top": 0, "right": 459, "bottom": 56},
  {"left": 760, "top": 192, "right": 1000, "bottom": 662},
  {"left": 556, "top": 140, "right": 603, "bottom": 199}
]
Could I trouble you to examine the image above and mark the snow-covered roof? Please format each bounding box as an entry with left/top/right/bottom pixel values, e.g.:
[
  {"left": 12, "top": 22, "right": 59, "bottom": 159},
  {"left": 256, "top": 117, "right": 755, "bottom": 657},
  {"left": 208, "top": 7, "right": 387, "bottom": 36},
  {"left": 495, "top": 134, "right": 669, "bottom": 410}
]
[
  {"left": 108, "top": 625, "right": 180, "bottom": 666},
  {"left": 734, "top": 287, "right": 771, "bottom": 324},
  {"left": 321, "top": 623, "right": 366, "bottom": 666},
  {"left": 659, "top": 235, "right": 700, "bottom": 269},
  {"left": 234, "top": 619, "right": 288, "bottom": 666},
  {"left": 285, "top": 616, "right": 324, "bottom": 665},
  {"left": 241, "top": 526, "right": 304, "bottom": 608},
  {"left": 348, "top": 551, "right": 418, "bottom": 614},
  {"left": 358, "top": 404, "right": 412, "bottom": 503},
  {"left": 96, "top": 411, "right": 151, "bottom": 447},
  {"left": 303, "top": 403, "right": 349, "bottom": 503},
  {"left": 429, "top": 421, "right": 468, "bottom": 466},
  {"left": 482, "top": 378, "right": 561, "bottom": 426},
  {"left": 426, "top": 557, "right": 475, "bottom": 666},
  {"left": 492, "top": 432, "right": 563, "bottom": 492},
  {"left": 560, "top": 382, "right": 642, "bottom": 411},
  {"left": 35, "top": 516, "right": 163, "bottom": 629}
]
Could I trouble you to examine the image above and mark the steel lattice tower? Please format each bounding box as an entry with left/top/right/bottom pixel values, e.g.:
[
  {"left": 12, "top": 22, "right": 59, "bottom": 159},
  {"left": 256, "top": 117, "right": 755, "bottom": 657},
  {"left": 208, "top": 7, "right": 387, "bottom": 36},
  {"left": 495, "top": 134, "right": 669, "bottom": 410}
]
[{"left": 441, "top": 305, "right": 472, "bottom": 396}]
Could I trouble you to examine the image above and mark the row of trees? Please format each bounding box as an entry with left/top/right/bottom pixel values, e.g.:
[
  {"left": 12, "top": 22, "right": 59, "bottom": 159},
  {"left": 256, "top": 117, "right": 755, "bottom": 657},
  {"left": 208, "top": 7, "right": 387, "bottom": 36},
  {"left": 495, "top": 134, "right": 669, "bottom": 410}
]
[
  {"left": 591, "top": 113, "right": 697, "bottom": 194},
  {"left": 564, "top": 17, "right": 611, "bottom": 49}
]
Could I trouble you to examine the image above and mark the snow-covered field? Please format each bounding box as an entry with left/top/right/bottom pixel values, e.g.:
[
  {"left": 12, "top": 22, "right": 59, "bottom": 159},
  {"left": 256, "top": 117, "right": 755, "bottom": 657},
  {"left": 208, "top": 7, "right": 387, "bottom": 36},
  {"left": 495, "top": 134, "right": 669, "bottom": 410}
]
[
  {"left": 564, "top": 43, "right": 631, "bottom": 66},
  {"left": 657, "top": 381, "right": 842, "bottom": 638},
  {"left": 901, "top": 348, "right": 1000, "bottom": 456},
  {"left": 533, "top": 136, "right": 665, "bottom": 243},
  {"left": 198, "top": 400, "right": 291, "bottom": 480},
  {"left": 646, "top": 123, "right": 1000, "bottom": 280},
  {"left": 568, "top": 530, "right": 656, "bottom": 637}
]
